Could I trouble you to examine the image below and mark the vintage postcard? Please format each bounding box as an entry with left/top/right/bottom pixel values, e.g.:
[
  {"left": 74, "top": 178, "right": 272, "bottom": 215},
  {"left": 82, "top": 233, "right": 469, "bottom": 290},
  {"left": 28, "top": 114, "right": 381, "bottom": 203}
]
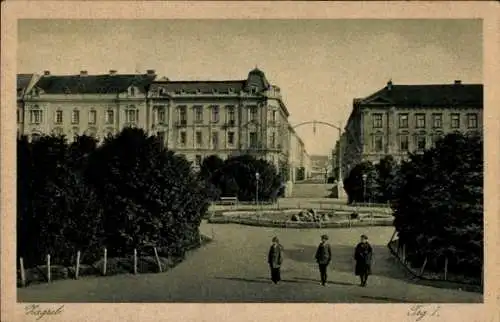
[{"left": 1, "top": 1, "right": 499, "bottom": 322}]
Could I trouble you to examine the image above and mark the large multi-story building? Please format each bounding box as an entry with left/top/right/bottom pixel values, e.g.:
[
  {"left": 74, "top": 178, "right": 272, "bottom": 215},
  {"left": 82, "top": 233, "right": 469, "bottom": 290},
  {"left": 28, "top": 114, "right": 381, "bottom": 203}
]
[
  {"left": 149, "top": 68, "right": 291, "bottom": 173},
  {"left": 342, "top": 80, "right": 483, "bottom": 177},
  {"left": 19, "top": 70, "right": 157, "bottom": 141},
  {"left": 17, "top": 68, "right": 297, "bottom": 177}
]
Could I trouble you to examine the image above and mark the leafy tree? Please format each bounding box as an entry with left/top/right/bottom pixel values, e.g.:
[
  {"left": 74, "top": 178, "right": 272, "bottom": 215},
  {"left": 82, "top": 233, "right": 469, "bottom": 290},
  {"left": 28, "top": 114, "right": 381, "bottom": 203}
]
[
  {"left": 199, "top": 155, "right": 224, "bottom": 181},
  {"left": 205, "top": 155, "right": 281, "bottom": 202},
  {"left": 343, "top": 161, "right": 380, "bottom": 204},
  {"left": 375, "top": 155, "right": 399, "bottom": 203},
  {"left": 392, "top": 133, "right": 483, "bottom": 277},
  {"left": 85, "top": 127, "right": 210, "bottom": 257},
  {"left": 17, "top": 134, "right": 103, "bottom": 267}
]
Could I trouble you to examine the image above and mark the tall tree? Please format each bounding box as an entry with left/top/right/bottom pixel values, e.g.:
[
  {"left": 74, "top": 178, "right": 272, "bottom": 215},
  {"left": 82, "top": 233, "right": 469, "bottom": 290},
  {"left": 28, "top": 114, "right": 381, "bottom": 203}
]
[{"left": 392, "top": 133, "right": 483, "bottom": 276}]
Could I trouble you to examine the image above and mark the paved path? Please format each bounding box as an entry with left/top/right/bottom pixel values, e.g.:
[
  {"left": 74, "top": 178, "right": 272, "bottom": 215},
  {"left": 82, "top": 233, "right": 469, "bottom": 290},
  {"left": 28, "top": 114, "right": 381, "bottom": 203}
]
[{"left": 18, "top": 223, "right": 482, "bottom": 303}]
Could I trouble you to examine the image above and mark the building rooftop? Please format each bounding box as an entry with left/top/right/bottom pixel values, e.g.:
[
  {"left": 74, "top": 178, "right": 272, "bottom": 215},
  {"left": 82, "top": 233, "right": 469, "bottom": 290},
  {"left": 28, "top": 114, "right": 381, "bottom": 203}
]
[
  {"left": 356, "top": 81, "right": 483, "bottom": 107},
  {"left": 151, "top": 80, "right": 246, "bottom": 94},
  {"left": 152, "top": 68, "right": 272, "bottom": 94},
  {"left": 32, "top": 72, "right": 156, "bottom": 94}
]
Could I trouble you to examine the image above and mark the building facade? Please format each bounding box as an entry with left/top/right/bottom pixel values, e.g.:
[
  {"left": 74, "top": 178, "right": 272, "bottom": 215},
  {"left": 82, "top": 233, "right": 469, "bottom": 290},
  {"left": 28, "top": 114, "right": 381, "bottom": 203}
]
[
  {"left": 288, "top": 126, "right": 311, "bottom": 182},
  {"left": 17, "top": 68, "right": 297, "bottom": 177},
  {"left": 342, "top": 80, "right": 483, "bottom": 177},
  {"left": 309, "top": 155, "right": 330, "bottom": 181},
  {"left": 148, "top": 68, "right": 291, "bottom": 173},
  {"left": 19, "top": 70, "right": 157, "bottom": 141}
]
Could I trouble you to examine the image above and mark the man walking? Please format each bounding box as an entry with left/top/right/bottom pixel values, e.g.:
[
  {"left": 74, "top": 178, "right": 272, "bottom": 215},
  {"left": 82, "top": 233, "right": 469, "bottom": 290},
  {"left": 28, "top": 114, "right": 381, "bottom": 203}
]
[
  {"left": 315, "top": 234, "right": 332, "bottom": 286},
  {"left": 354, "top": 234, "right": 373, "bottom": 287},
  {"left": 268, "top": 236, "right": 284, "bottom": 284}
]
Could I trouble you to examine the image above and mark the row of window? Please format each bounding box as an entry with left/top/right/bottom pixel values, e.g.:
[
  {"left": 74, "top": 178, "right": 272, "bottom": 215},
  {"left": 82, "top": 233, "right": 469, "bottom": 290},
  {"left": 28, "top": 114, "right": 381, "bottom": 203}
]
[
  {"left": 371, "top": 133, "right": 453, "bottom": 153},
  {"left": 22, "top": 108, "right": 140, "bottom": 125},
  {"left": 176, "top": 131, "right": 277, "bottom": 149},
  {"left": 21, "top": 106, "right": 279, "bottom": 126},
  {"left": 372, "top": 113, "right": 479, "bottom": 129},
  {"left": 174, "top": 105, "right": 278, "bottom": 124}
]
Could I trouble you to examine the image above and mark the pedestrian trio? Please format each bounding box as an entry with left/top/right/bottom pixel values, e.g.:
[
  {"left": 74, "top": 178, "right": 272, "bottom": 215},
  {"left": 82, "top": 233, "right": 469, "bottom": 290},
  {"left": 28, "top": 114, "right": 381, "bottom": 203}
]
[{"left": 268, "top": 234, "right": 373, "bottom": 286}]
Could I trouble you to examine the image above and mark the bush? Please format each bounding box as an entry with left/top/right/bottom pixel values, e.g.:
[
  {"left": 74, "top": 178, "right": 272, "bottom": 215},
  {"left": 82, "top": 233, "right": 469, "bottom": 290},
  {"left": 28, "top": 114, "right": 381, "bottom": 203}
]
[
  {"left": 392, "top": 133, "right": 483, "bottom": 277},
  {"left": 17, "top": 134, "right": 104, "bottom": 267},
  {"left": 343, "top": 161, "right": 380, "bottom": 204},
  {"left": 85, "top": 127, "right": 210, "bottom": 258},
  {"left": 17, "top": 128, "right": 211, "bottom": 272},
  {"left": 200, "top": 154, "right": 282, "bottom": 202}
]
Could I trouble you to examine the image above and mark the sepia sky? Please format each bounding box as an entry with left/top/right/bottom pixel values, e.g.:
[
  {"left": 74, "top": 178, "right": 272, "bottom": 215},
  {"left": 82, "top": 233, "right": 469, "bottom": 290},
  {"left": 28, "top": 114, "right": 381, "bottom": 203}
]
[{"left": 18, "top": 19, "right": 482, "bottom": 155}]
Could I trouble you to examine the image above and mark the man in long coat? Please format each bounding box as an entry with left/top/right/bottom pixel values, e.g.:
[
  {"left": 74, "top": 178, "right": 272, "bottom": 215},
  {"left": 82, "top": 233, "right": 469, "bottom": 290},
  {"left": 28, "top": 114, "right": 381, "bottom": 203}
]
[
  {"left": 354, "top": 234, "right": 373, "bottom": 287},
  {"left": 315, "top": 234, "right": 332, "bottom": 286},
  {"left": 268, "top": 236, "right": 283, "bottom": 284}
]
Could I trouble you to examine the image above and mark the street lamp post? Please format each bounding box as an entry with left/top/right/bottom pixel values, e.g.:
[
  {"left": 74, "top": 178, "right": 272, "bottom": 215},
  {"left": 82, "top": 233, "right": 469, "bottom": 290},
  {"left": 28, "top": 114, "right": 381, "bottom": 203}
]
[
  {"left": 362, "top": 173, "right": 367, "bottom": 203},
  {"left": 255, "top": 172, "right": 260, "bottom": 206}
]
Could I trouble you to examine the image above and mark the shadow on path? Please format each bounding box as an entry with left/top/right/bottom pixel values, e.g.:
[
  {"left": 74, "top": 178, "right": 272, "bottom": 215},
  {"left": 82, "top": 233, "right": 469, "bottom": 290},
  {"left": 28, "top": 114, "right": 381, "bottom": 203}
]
[
  {"left": 292, "top": 277, "right": 355, "bottom": 286},
  {"left": 214, "top": 277, "right": 303, "bottom": 284},
  {"left": 215, "top": 276, "right": 355, "bottom": 287}
]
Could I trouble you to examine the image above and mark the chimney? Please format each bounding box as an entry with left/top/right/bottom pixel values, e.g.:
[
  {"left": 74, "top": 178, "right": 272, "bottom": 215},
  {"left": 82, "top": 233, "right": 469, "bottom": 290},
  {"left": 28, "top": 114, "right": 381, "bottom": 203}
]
[
  {"left": 80, "top": 70, "right": 88, "bottom": 76},
  {"left": 454, "top": 80, "right": 462, "bottom": 85},
  {"left": 146, "top": 69, "right": 156, "bottom": 75},
  {"left": 109, "top": 69, "right": 117, "bottom": 76},
  {"left": 387, "top": 79, "right": 393, "bottom": 90},
  {"left": 43, "top": 70, "right": 50, "bottom": 76}
]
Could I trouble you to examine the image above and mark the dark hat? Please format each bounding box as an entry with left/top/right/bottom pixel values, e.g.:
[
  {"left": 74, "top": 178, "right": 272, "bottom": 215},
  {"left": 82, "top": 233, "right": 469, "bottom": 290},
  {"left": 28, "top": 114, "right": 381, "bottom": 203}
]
[
  {"left": 321, "top": 234, "right": 329, "bottom": 240},
  {"left": 361, "top": 234, "right": 368, "bottom": 240}
]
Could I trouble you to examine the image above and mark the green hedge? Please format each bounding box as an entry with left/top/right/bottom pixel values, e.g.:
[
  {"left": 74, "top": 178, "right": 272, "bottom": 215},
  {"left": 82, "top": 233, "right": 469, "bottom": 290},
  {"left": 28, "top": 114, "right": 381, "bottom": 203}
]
[
  {"left": 17, "top": 128, "right": 211, "bottom": 269},
  {"left": 199, "top": 154, "right": 283, "bottom": 202},
  {"left": 392, "top": 133, "right": 483, "bottom": 278}
]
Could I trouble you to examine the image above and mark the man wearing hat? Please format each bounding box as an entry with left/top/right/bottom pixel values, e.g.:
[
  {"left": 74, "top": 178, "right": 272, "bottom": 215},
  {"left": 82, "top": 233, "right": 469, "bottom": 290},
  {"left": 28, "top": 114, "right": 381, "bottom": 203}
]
[
  {"left": 268, "top": 236, "right": 284, "bottom": 284},
  {"left": 315, "top": 234, "right": 332, "bottom": 286},
  {"left": 354, "top": 234, "right": 373, "bottom": 287}
]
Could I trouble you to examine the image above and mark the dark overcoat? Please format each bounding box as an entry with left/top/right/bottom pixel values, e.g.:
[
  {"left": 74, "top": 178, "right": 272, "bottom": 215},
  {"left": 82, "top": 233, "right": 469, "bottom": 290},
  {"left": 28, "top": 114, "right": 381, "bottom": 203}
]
[
  {"left": 354, "top": 242, "right": 373, "bottom": 276},
  {"left": 315, "top": 242, "right": 332, "bottom": 265},
  {"left": 268, "top": 244, "right": 283, "bottom": 269}
]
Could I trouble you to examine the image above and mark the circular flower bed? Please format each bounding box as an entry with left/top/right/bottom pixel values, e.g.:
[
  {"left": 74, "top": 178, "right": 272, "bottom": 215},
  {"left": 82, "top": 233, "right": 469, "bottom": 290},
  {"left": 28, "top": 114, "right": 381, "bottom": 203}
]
[{"left": 207, "top": 209, "right": 393, "bottom": 228}]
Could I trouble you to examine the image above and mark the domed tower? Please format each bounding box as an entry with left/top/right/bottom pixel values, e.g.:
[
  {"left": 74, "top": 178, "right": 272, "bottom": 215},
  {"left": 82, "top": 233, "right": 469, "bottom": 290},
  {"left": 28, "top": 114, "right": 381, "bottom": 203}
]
[{"left": 245, "top": 67, "right": 271, "bottom": 93}]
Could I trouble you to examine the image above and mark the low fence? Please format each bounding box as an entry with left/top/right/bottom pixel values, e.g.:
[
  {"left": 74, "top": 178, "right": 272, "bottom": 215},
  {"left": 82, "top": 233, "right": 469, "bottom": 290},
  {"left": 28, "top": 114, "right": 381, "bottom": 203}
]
[
  {"left": 387, "top": 232, "right": 482, "bottom": 288},
  {"left": 208, "top": 215, "right": 393, "bottom": 229},
  {"left": 17, "top": 235, "right": 213, "bottom": 288}
]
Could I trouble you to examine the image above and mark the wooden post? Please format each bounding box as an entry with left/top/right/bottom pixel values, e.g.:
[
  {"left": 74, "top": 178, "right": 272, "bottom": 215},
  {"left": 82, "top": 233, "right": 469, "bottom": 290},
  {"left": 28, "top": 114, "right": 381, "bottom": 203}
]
[
  {"left": 19, "top": 257, "right": 26, "bottom": 287},
  {"left": 46, "top": 254, "right": 51, "bottom": 283},
  {"left": 419, "top": 257, "right": 428, "bottom": 276},
  {"left": 133, "top": 248, "right": 138, "bottom": 274},
  {"left": 154, "top": 247, "right": 162, "bottom": 273},
  {"left": 444, "top": 257, "right": 448, "bottom": 281},
  {"left": 103, "top": 248, "right": 107, "bottom": 276},
  {"left": 75, "top": 251, "right": 81, "bottom": 279}
]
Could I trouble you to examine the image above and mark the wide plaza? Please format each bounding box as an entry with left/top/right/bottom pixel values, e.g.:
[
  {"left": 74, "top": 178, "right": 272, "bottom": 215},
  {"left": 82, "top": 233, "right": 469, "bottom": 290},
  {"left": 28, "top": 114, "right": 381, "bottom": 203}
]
[{"left": 17, "top": 222, "right": 482, "bottom": 303}]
